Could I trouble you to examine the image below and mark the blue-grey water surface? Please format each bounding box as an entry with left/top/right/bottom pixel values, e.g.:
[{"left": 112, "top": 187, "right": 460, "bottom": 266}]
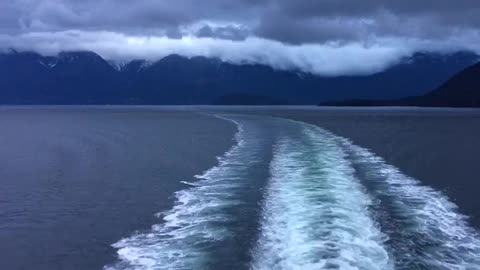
[{"left": 1, "top": 106, "right": 480, "bottom": 270}]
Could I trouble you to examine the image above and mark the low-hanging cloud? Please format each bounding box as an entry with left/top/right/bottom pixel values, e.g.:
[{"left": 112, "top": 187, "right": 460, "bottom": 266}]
[{"left": 1, "top": 0, "right": 480, "bottom": 75}]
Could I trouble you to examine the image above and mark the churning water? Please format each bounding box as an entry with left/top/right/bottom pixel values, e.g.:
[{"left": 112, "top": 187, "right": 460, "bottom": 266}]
[{"left": 106, "top": 114, "right": 480, "bottom": 270}]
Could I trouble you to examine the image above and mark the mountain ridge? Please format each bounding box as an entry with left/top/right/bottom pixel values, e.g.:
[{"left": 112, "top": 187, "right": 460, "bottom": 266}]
[{"left": 0, "top": 50, "right": 478, "bottom": 105}]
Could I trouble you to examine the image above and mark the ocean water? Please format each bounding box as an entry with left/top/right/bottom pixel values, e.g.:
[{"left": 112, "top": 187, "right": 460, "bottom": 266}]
[
  {"left": 0, "top": 107, "right": 236, "bottom": 270},
  {"left": 1, "top": 107, "right": 480, "bottom": 270},
  {"left": 106, "top": 114, "right": 480, "bottom": 270}
]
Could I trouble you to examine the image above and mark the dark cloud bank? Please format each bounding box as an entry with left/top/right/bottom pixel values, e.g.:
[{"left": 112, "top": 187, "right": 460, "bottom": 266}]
[{"left": 1, "top": 0, "right": 480, "bottom": 75}]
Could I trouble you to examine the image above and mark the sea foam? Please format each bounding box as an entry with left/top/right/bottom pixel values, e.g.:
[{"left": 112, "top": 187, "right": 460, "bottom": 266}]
[
  {"left": 105, "top": 117, "right": 262, "bottom": 270},
  {"left": 341, "top": 139, "right": 480, "bottom": 269},
  {"left": 251, "top": 123, "right": 393, "bottom": 270}
]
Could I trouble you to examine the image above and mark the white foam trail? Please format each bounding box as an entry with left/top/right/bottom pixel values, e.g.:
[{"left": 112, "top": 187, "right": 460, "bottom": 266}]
[
  {"left": 104, "top": 113, "right": 480, "bottom": 270},
  {"left": 277, "top": 117, "right": 480, "bottom": 269},
  {"left": 105, "top": 117, "right": 260, "bottom": 270},
  {"left": 340, "top": 140, "right": 480, "bottom": 269},
  {"left": 251, "top": 123, "right": 393, "bottom": 270},
  {"left": 179, "top": 180, "right": 200, "bottom": 187}
]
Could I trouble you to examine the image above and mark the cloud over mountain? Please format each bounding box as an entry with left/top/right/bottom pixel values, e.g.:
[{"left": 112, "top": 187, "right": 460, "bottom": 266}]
[{"left": 1, "top": 0, "right": 480, "bottom": 75}]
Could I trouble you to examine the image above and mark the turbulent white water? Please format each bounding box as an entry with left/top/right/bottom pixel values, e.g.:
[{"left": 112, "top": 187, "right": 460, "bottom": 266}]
[
  {"left": 251, "top": 124, "right": 392, "bottom": 270},
  {"left": 104, "top": 117, "right": 265, "bottom": 270},
  {"left": 106, "top": 115, "right": 480, "bottom": 270},
  {"left": 339, "top": 138, "right": 480, "bottom": 269}
]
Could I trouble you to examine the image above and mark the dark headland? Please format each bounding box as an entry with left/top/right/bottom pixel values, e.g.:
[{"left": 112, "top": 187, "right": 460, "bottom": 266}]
[{"left": 321, "top": 61, "right": 480, "bottom": 108}]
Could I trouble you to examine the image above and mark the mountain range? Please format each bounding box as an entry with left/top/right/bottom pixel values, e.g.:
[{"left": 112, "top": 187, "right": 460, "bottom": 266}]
[{"left": 0, "top": 49, "right": 478, "bottom": 105}]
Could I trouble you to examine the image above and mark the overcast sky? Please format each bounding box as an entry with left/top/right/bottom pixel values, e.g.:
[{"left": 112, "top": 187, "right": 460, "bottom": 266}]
[{"left": 1, "top": 0, "right": 480, "bottom": 75}]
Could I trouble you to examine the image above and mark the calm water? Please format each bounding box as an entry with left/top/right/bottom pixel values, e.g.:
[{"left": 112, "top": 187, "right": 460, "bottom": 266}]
[
  {"left": 1, "top": 107, "right": 480, "bottom": 270},
  {"left": 0, "top": 107, "right": 236, "bottom": 270}
]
